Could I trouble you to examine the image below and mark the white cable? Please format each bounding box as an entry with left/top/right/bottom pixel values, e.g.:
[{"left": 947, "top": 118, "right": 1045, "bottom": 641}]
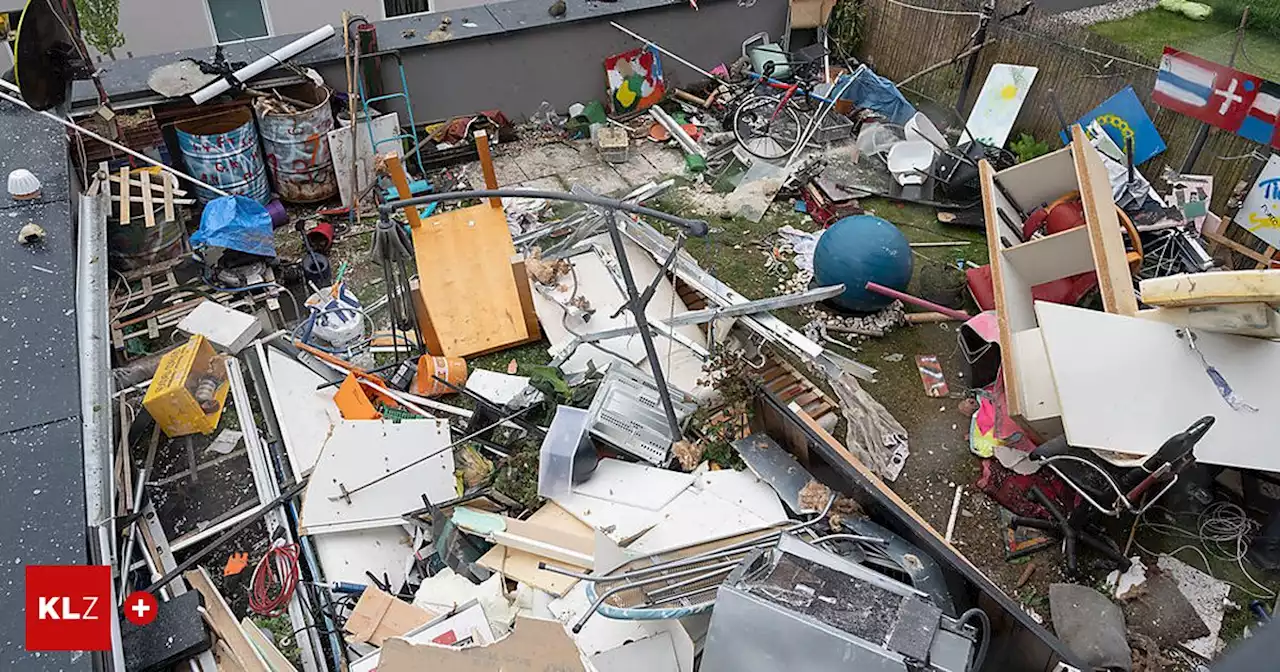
[
  {"left": 882, "top": 0, "right": 984, "bottom": 17},
  {"left": 1136, "top": 504, "right": 1277, "bottom": 601}
]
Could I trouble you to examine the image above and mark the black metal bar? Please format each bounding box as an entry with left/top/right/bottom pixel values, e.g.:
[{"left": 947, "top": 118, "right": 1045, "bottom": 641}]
[
  {"left": 613, "top": 235, "right": 685, "bottom": 320},
  {"left": 379, "top": 189, "right": 709, "bottom": 237},
  {"left": 603, "top": 211, "right": 683, "bottom": 441}
]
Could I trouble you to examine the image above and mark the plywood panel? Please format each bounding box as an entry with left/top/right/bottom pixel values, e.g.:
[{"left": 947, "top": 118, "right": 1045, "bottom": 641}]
[
  {"left": 1036, "top": 301, "right": 1280, "bottom": 471},
  {"left": 1001, "top": 227, "right": 1094, "bottom": 286},
  {"left": 1012, "top": 328, "right": 1060, "bottom": 421},
  {"left": 1140, "top": 270, "right": 1280, "bottom": 307},
  {"left": 995, "top": 146, "right": 1076, "bottom": 212},
  {"left": 1072, "top": 125, "right": 1138, "bottom": 317},
  {"left": 411, "top": 204, "right": 529, "bottom": 356}
]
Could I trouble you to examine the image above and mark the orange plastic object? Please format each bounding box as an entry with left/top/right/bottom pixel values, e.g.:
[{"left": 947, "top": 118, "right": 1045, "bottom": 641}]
[
  {"left": 335, "top": 373, "right": 382, "bottom": 420},
  {"left": 415, "top": 355, "right": 468, "bottom": 397},
  {"left": 223, "top": 552, "right": 249, "bottom": 576}
]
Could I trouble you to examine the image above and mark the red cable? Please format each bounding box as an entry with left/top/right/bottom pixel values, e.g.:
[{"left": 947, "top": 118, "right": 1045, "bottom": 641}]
[{"left": 249, "top": 543, "right": 300, "bottom": 617}]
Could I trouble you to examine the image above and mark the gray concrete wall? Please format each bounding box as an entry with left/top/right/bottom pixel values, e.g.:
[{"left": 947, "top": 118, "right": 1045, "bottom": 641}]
[{"left": 338, "top": 0, "right": 787, "bottom": 122}]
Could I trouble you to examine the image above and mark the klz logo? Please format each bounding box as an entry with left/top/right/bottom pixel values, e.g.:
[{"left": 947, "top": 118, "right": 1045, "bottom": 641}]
[{"left": 26, "top": 565, "right": 112, "bottom": 651}]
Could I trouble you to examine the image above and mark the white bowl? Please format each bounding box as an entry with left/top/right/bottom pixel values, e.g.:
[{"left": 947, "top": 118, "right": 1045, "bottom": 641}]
[{"left": 7, "top": 169, "right": 41, "bottom": 200}]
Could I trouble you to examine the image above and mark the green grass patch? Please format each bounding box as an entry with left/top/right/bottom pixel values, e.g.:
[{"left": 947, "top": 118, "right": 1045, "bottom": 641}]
[{"left": 1091, "top": 8, "right": 1280, "bottom": 81}]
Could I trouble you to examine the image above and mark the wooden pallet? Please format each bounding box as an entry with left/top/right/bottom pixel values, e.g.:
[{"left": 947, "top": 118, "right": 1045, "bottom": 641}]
[{"left": 101, "top": 162, "right": 192, "bottom": 227}]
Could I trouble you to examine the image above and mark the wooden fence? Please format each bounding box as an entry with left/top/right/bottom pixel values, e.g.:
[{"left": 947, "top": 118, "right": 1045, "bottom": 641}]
[{"left": 854, "top": 0, "right": 1275, "bottom": 267}]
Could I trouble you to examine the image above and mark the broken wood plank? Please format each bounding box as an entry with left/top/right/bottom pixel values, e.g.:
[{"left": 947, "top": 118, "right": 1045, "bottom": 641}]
[
  {"left": 1073, "top": 125, "right": 1138, "bottom": 317},
  {"left": 112, "top": 194, "right": 197, "bottom": 206},
  {"left": 1140, "top": 270, "right": 1280, "bottom": 307},
  {"left": 186, "top": 567, "right": 271, "bottom": 672},
  {"left": 141, "top": 171, "right": 156, "bottom": 228},
  {"left": 386, "top": 154, "right": 422, "bottom": 229},
  {"left": 119, "top": 166, "right": 130, "bottom": 224},
  {"left": 163, "top": 172, "right": 176, "bottom": 223},
  {"left": 241, "top": 617, "right": 298, "bottom": 671},
  {"left": 474, "top": 130, "right": 501, "bottom": 208},
  {"left": 109, "top": 171, "right": 188, "bottom": 195}
]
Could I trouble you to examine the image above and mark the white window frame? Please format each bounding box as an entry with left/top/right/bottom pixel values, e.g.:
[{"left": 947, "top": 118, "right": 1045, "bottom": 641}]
[
  {"left": 202, "top": 0, "right": 275, "bottom": 46},
  {"left": 381, "top": 0, "right": 435, "bottom": 21}
]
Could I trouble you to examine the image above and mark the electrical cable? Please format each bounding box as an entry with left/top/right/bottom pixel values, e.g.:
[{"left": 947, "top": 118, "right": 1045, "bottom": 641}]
[
  {"left": 959, "top": 607, "right": 991, "bottom": 671},
  {"left": 881, "top": 0, "right": 984, "bottom": 17},
  {"left": 250, "top": 542, "right": 302, "bottom": 617},
  {"left": 1135, "top": 502, "right": 1277, "bottom": 601}
]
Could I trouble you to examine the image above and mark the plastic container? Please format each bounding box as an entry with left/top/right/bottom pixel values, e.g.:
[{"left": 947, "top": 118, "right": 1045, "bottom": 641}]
[
  {"left": 414, "top": 355, "right": 468, "bottom": 397},
  {"left": 537, "top": 406, "right": 597, "bottom": 501},
  {"left": 142, "top": 334, "right": 229, "bottom": 437}
]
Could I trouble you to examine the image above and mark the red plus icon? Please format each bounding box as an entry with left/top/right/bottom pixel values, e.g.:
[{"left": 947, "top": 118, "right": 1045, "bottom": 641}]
[{"left": 123, "top": 591, "right": 158, "bottom": 626}]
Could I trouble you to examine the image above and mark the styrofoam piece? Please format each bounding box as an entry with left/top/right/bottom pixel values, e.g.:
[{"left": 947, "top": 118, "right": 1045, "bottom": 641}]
[
  {"left": 412, "top": 570, "right": 516, "bottom": 639},
  {"left": 176, "top": 300, "right": 262, "bottom": 353},
  {"left": 549, "top": 582, "right": 695, "bottom": 672},
  {"left": 465, "top": 369, "right": 541, "bottom": 406},
  {"left": 301, "top": 419, "right": 456, "bottom": 533},
  {"left": 1158, "top": 554, "right": 1229, "bottom": 659},
  {"left": 265, "top": 348, "right": 339, "bottom": 476},
  {"left": 571, "top": 458, "right": 693, "bottom": 511}
]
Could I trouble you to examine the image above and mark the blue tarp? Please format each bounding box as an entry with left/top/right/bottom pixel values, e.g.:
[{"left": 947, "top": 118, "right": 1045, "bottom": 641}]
[
  {"left": 191, "top": 195, "right": 275, "bottom": 257},
  {"left": 840, "top": 68, "right": 918, "bottom": 126}
]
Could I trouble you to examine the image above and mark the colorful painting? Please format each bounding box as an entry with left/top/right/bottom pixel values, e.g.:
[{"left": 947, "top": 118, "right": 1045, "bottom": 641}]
[
  {"left": 963, "top": 64, "right": 1038, "bottom": 148},
  {"left": 1169, "top": 174, "right": 1212, "bottom": 231},
  {"left": 1153, "top": 47, "right": 1280, "bottom": 150},
  {"left": 1234, "top": 154, "right": 1280, "bottom": 248},
  {"left": 1062, "top": 86, "right": 1165, "bottom": 164},
  {"left": 604, "top": 46, "right": 666, "bottom": 115}
]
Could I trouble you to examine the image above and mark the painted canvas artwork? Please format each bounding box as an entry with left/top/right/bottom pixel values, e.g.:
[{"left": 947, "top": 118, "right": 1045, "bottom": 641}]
[
  {"left": 605, "top": 46, "right": 666, "bottom": 115},
  {"left": 1234, "top": 154, "right": 1280, "bottom": 249},
  {"left": 962, "top": 64, "right": 1038, "bottom": 148}
]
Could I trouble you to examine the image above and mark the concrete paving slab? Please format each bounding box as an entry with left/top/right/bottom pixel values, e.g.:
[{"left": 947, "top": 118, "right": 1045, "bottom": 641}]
[
  {"left": 608, "top": 152, "right": 661, "bottom": 187},
  {"left": 520, "top": 142, "right": 598, "bottom": 180},
  {"left": 515, "top": 175, "right": 568, "bottom": 191},
  {"left": 562, "top": 164, "right": 630, "bottom": 196},
  {"left": 637, "top": 142, "right": 689, "bottom": 177},
  {"left": 492, "top": 154, "right": 530, "bottom": 186}
]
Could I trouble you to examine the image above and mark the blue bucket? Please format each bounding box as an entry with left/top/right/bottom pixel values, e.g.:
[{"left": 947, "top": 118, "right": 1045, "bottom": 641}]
[{"left": 175, "top": 108, "right": 271, "bottom": 204}]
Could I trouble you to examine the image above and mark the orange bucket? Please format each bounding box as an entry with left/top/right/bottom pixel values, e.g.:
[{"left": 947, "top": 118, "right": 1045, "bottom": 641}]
[{"left": 415, "top": 355, "right": 468, "bottom": 396}]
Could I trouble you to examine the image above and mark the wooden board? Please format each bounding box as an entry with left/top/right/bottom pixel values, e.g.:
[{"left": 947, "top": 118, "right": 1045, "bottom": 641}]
[
  {"left": 187, "top": 567, "right": 270, "bottom": 672},
  {"left": 163, "top": 173, "right": 176, "bottom": 223},
  {"left": 1011, "top": 328, "right": 1061, "bottom": 421},
  {"left": 1138, "top": 304, "right": 1280, "bottom": 338},
  {"left": 1072, "top": 124, "right": 1138, "bottom": 317},
  {"left": 1000, "top": 226, "right": 1093, "bottom": 286},
  {"left": 1036, "top": 300, "right": 1280, "bottom": 471},
  {"left": 241, "top": 617, "right": 298, "bottom": 671},
  {"left": 991, "top": 146, "right": 1075, "bottom": 214},
  {"left": 476, "top": 502, "right": 590, "bottom": 596},
  {"left": 119, "top": 166, "right": 130, "bottom": 224},
  {"left": 141, "top": 171, "right": 155, "bottom": 227},
  {"left": 411, "top": 204, "right": 530, "bottom": 357},
  {"left": 1140, "top": 270, "right": 1280, "bottom": 307}
]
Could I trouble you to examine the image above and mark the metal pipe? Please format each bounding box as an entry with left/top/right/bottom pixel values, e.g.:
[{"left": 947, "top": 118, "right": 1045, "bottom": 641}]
[
  {"left": 573, "top": 558, "right": 743, "bottom": 632},
  {"left": 810, "top": 534, "right": 889, "bottom": 545},
  {"left": 610, "top": 22, "right": 724, "bottom": 83},
  {"left": 645, "top": 583, "right": 721, "bottom": 608},
  {"left": 378, "top": 189, "right": 709, "bottom": 238},
  {"left": 644, "top": 565, "right": 737, "bottom": 599},
  {"left": 0, "top": 79, "right": 231, "bottom": 197}
]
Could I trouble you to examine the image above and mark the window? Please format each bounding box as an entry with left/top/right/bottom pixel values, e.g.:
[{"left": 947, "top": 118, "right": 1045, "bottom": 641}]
[
  {"left": 207, "top": 0, "right": 270, "bottom": 43},
  {"left": 384, "top": 0, "right": 432, "bottom": 18}
]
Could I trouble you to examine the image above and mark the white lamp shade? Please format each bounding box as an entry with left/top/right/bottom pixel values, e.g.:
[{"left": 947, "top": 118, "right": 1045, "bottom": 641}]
[{"left": 7, "top": 169, "right": 41, "bottom": 200}]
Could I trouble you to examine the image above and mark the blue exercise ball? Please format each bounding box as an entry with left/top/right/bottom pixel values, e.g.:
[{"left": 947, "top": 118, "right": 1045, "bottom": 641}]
[{"left": 813, "top": 214, "right": 914, "bottom": 312}]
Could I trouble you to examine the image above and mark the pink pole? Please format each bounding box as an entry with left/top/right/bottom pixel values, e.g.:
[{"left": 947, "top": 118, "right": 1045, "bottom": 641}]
[{"left": 865, "top": 282, "right": 970, "bottom": 321}]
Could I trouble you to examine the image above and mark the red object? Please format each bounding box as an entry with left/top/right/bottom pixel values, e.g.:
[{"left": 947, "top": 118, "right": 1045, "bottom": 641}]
[
  {"left": 865, "top": 281, "right": 970, "bottom": 320},
  {"left": 123, "top": 591, "right": 159, "bottom": 626},
  {"left": 25, "top": 565, "right": 112, "bottom": 651},
  {"left": 249, "top": 544, "right": 301, "bottom": 617},
  {"left": 304, "top": 221, "right": 335, "bottom": 255},
  {"left": 965, "top": 265, "right": 1097, "bottom": 312},
  {"left": 1153, "top": 47, "right": 1280, "bottom": 149}
]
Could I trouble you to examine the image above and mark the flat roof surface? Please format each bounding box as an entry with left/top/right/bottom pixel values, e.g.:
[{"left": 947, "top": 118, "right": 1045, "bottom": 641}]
[{"left": 0, "top": 98, "right": 92, "bottom": 671}]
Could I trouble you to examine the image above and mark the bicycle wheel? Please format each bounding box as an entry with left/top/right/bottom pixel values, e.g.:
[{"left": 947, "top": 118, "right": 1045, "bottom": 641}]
[{"left": 733, "top": 95, "right": 804, "bottom": 161}]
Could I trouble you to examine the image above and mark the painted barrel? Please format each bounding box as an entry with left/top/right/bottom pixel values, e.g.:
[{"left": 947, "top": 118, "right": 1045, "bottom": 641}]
[
  {"left": 175, "top": 108, "right": 270, "bottom": 204},
  {"left": 256, "top": 85, "right": 338, "bottom": 203}
]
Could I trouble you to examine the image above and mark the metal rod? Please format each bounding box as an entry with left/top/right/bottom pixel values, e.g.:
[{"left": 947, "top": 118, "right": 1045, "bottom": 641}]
[
  {"left": 573, "top": 558, "right": 744, "bottom": 632},
  {"left": 603, "top": 210, "right": 682, "bottom": 440},
  {"left": 610, "top": 21, "right": 725, "bottom": 83},
  {"left": 0, "top": 79, "right": 231, "bottom": 197},
  {"left": 809, "top": 534, "right": 889, "bottom": 545},
  {"left": 644, "top": 583, "right": 720, "bottom": 608},
  {"left": 645, "top": 565, "right": 737, "bottom": 599},
  {"left": 379, "top": 189, "right": 709, "bottom": 237}
]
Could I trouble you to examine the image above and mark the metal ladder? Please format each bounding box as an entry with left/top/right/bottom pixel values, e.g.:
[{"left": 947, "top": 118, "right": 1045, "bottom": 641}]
[{"left": 356, "top": 49, "right": 426, "bottom": 176}]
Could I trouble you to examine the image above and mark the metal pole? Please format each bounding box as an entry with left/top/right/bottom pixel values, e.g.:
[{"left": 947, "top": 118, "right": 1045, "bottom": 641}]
[
  {"left": 1180, "top": 7, "right": 1250, "bottom": 173},
  {"left": 610, "top": 22, "right": 725, "bottom": 84},
  {"left": 954, "top": 0, "right": 994, "bottom": 115},
  {"left": 602, "top": 210, "right": 683, "bottom": 441},
  {"left": 0, "top": 79, "right": 231, "bottom": 197}
]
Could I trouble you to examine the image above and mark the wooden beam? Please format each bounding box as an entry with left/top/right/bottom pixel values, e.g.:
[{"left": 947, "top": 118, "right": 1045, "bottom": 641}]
[
  {"left": 1203, "top": 229, "right": 1276, "bottom": 266},
  {"left": 163, "top": 172, "right": 176, "bottom": 223},
  {"left": 385, "top": 154, "right": 422, "bottom": 229},
  {"left": 474, "top": 129, "right": 501, "bottom": 208},
  {"left": 119, "top": 166, "right": 131, "bottom": 224},
  {"left": 141, "top": 171, "right": 156, "bottom": 228},
  {"left": 510, "top": 255, "right": 541, "bottom": 342},
  {"left": 109, "top": 171, "right": 188, "bottom": 196},
  {"left": 1072, "top": 125, "right": 1138, "bottom": 317},
  {"left": 186, "top": 567, "right": 270, "bottom": 672}
]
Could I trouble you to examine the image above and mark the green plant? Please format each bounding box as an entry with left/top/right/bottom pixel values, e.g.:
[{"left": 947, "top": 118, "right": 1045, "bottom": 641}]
[
  {"left": 828, "top": 0, "right": 867, "bottom": 62},
  {"left": 1210, "top": 0, "right": 1280, "bottom": 41},
  {"left": 74, "top": 0, "right": 126, "bottom": 60},
  {"left": 1009, "top": 132, "right": 1050, "bottom": 164}
]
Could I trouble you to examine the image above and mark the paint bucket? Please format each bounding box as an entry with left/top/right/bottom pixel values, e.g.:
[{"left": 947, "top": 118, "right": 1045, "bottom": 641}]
[
  {"left": 175, "top": 108, "right": 270, "bottom": 204},
  {"left": 255, "top": 84, "right": 338, "bottom": 203},
  {"left": 266, "top": 198, "right": 289, "bottom": 228},
  {"left": 303, "top": 221, "right": 334, "bottom": 255},
  {"left": 415, "top": 355, "right": 468, "bottom": 397}
]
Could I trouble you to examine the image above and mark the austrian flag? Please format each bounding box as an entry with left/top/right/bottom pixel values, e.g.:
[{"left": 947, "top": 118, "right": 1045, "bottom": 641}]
[{"left": 1153, "top": 47, "right": 1280, "bottom": 150}]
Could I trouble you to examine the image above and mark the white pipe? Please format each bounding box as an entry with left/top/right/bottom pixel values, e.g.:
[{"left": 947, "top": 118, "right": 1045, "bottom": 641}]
[
  {"left": 0, "top": 79, "right": 232, "bottom": 197},
  {"left": 650, "top": 105, "right": 705, "bottom": 158},
  {"left": 191, "top": 25, "right": 336, "bottom": 105}
]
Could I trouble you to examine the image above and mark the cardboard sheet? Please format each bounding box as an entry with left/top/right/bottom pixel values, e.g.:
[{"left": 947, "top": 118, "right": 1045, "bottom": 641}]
[{"left": 378, "top": 617, "right": 584, "bottom": 672}]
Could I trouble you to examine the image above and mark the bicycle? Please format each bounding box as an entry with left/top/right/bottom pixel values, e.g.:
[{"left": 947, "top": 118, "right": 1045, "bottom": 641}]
[{"left": 729, "top": 54, "right": 841, "bottom": 161}]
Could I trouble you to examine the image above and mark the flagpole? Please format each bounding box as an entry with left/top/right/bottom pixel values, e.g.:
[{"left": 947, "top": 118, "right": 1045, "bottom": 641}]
[{"left": 1179, "top": 6, "right": 1251, "bottom": 173}]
